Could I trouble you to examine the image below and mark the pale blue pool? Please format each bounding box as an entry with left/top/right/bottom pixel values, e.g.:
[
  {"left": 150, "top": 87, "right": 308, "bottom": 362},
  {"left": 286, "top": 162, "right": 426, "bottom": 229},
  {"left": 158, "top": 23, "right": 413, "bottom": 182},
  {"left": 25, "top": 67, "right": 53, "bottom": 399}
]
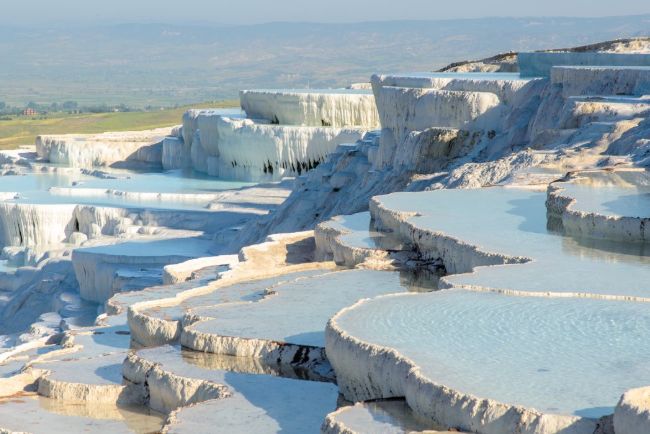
[
  {"left": 355, "top": 186, "right": 650, "bottom": 418},
  {"left": 336, "top": 290, "right": 650, "bottom": 418},
  {"left": 377, "top": 187, "right": 650, "bottom": 298},
  {"left": 557, "top": 170, "right": 650, "bottom": 218},
  {"left": 1, "top": 170, "right": 255, "bottom": 211}
]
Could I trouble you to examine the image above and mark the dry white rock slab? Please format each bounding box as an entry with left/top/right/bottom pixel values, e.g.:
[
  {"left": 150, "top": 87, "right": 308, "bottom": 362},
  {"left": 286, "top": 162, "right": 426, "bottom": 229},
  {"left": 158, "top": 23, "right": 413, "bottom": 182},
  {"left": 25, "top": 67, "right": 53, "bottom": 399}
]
[
  {"left": 181, "top": 269, "right": 412, "bottom": 354},
  {"left": 126, "top": 346, "right": 338, "bottom": 433}
]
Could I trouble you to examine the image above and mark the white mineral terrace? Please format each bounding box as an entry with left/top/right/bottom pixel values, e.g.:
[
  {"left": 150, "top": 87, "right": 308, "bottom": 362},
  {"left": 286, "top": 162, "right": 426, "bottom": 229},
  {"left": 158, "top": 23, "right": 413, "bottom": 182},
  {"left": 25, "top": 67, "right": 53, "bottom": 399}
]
[
  {"left": 240, "top": 89, "right": 380, "bottom": 128},
  {"left": 2, "top": 47, "right": 650, "bottom": 434},
  {"left": 558, "top": 96, "right": 650, "bottom": 128},
  {"left": 125, "top": 345, "right": 339, "bottom": 432},
  {"left": 178, "top": 92, "right": 377, "bottom": 181},
  {"left": 203, "top": 116, "right": 368, "bottom": 181},
  {"left": 324, "top": 185, "right": 650, "bottom": 434},
  {"left": 72, "top": 236, "right": 215, "bottom": 303},
  {"left": 518, "top": 52, "right": 650, "bottom": 77},
  {"left": 133, "top": 269, "right": 330, "bottom": 346},
  {"left": 181, "top": 269, "right": 414, "bottom": 354},
  {"left": 551, "top": 66, "right": 650, "bottom": 97},
  {"left": 36, "top": 128, "right": 171, "bottom": 169},
  {"left": 547, "top": 169, "right": 650, "bottom": 243},
  {"left": 372, "top": 187, "right": 650, "bottom": 298},
  {"left": 315, "top": 212, "right": 405, "bottom": 267},
  {"left": 371, "top": 72, "right": 539, "bottom": 104}
]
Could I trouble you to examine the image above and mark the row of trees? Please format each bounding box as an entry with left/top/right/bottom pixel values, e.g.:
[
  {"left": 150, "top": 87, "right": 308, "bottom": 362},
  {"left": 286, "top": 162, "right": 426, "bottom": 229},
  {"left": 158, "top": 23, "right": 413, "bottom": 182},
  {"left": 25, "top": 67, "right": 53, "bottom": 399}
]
[{"left": 0, "top": 101, "right": 135, "bottom": 116}]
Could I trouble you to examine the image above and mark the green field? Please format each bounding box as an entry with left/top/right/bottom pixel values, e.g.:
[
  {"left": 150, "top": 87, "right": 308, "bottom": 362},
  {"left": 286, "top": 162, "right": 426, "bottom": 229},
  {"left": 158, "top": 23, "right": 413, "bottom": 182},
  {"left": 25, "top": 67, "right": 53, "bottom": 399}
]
[{"left": 0, "top": 101, "right": 238, "bottom": 150}]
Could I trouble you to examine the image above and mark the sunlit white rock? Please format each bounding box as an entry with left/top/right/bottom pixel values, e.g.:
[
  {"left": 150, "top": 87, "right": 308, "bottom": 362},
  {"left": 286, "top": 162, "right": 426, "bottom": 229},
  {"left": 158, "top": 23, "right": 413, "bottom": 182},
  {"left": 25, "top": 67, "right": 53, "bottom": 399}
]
[
  {"left": 36, "top": 128, "right": 170, "bottom": 169},
  {"left": 240, "top": 89, "right": 380, "bottom": 127}
]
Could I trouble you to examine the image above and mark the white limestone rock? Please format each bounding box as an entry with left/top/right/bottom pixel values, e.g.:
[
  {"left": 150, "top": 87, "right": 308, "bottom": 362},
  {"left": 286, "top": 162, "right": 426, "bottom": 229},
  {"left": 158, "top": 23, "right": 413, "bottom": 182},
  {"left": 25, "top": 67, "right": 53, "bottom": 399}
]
[
  {"left": 322, "top": 400, "right": 466, "bottom": 434},
  {"left": 67, "top": 232, "right": 88, "bottom": 246},
  {"left": 126, "top": 231, "right": 326, "bottom": 347},
  {"left": 123, "top": 346, "right": 338, "bottom": 433},
  {"left": 546, "top": 169, "right": 650, "bottom": 243},
  {"left": 551, "top": 66, "right": 650, "bottom": 97},
  {"left": 240, "top": 89, "right": 380, "bottom": 127},
  {"left": 72, "top": 236, "right": 213, "bottom": 303},
  {"left": 558, "top": 97, "right": 650, "bottom": 129},
  {"left": 614, "top": 387, "right": 650, "bottom": 434},
  {"left": 0, "top": 203, "right": 77, "bottom": 247},
  {"left": 314, "top": 212, "right": 404, "bottom": 268},
  {"left": 179, "top": 269, "right": 410, "bottom": 373},
  {"left": 36, "top": 128, "right": 169, "bottom": 168},
  {"left": 189, "top": 133, "right": 209, "bottom": 174},
  {"left": 205, "top": 116, "right": 368, "bottom": 181},
  {"left": 181, "top": 108, "right": 242, "bottom": 164},
  {"left": 162, "top": 255, "right": 239, "bottom": 285},
  {"left": 326, "top": 306, "right": 598, "bottom": 434},
  {"left": 518, "top": 52, "right": 650, "bottom": 77},
  {"left": 372, "top": 72, "right": 540, "bottom": 104},
  {"left": 373, "top": 86, "right": 502, "bottom": 145},
  {"left": 37, "top": 352, "right": 143, "bottom": 405},
  {"left": 162, "top": 136, "right": 185, "bottom": 170}
]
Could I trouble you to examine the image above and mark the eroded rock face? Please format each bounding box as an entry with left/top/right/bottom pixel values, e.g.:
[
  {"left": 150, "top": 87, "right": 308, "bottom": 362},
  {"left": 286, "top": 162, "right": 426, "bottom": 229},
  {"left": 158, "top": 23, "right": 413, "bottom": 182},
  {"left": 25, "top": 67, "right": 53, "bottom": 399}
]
[
  {"left": 36, "top": 128, "right": 170, "bottom": 169},
  {"left": 204, "top": 116, "right": 368, "bottom": 181},
  {"left": 175, "top": 93, "right": 378, "bottom": 181},
  {"left": 551, "top": 66, "right": 650, "bottom": 97},
  {"left": 240, "top": 89, "right": 380, "bottom": 128},
  {"left": 615, "top": 387, "right": 650, "bottom": 434}
]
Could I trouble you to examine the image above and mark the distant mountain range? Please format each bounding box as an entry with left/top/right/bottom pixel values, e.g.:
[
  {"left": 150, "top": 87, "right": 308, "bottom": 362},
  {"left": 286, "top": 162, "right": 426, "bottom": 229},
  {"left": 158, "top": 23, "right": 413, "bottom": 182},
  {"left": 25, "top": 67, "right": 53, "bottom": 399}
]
[{"left": 1, "top": 15, "right": 648, "bottom": 107}]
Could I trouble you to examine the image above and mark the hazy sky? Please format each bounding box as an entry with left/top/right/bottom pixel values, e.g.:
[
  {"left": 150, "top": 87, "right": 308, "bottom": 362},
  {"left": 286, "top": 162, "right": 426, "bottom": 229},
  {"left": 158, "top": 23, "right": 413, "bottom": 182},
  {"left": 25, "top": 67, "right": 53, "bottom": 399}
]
[{"left": 9, "top": 0, "right": 650, "bottom": 24}]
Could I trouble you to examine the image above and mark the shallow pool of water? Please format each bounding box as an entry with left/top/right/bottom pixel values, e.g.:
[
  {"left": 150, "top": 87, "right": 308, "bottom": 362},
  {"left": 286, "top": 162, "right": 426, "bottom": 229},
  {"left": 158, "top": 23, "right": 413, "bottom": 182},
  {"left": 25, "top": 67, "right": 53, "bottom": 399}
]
[
  {"left": 69, "top": 169, "right": 254, "bottom": 194},
  {"left": 325, "top": 212, "right": 404, "bottom": 251},
  {"left": 359, "top": 185, "right": 650, "bottom": 417},
  {"left": 138, "top": 346, "right": 338, "bottom": 433},
  {"left": 0, "top": 394, "right": 163, "bottom": 434},
  {"left": 378, "top": 187, "right": 650, "bottom": 299},
  {"left": 337, "top": 290, "right": 650, "bottom": 418},
  {"left": 1, "top": 169, "right": 255, "bottom": 211},
  {"left": 558, "top": 170, "right": 650, "bottom": 218}
]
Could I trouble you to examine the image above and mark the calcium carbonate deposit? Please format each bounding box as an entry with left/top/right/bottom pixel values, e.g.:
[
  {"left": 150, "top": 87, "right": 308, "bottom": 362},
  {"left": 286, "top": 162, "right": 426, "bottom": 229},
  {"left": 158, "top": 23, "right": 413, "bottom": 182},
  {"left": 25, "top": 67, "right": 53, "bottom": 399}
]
[{"left": 1, "top": 38, "right": 650, "bottom": 434}]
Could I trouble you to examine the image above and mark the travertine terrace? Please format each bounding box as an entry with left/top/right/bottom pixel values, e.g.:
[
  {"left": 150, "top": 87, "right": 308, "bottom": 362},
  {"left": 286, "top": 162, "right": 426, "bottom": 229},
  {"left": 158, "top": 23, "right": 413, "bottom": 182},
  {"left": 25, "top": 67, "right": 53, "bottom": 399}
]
[{"left": 1, "top": 38, "right": 650, "bottom": 434}]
